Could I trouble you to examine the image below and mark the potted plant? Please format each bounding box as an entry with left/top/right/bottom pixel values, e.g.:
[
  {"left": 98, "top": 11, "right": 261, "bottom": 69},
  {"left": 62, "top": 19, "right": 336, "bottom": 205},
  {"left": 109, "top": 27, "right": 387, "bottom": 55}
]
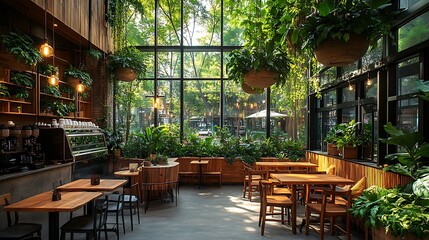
[
  {"left": 335, "top": 120, "right": 363, "bottom": 159},
  {"left": 299, "top": 0, "right": 395, "bottom": 66},
  {"left": 227, "top": 45, "right": 290, "bottom": 89},
  {"left": 107, "top": 46, "right": 146, "bottom": 81},
  {"left": 134, "top": 126, "right": 168, "bottom": 158},
  {"left": 0, "top": 84, "right": 9, "bottom": 98},
  {"left": 103, "top": 128, "right": 123, "bottom": 157},
  {"left": 64, "top": 65, "right": 93, "bottom": 87},
  {"left": 0, "top": 31, "right": 43, "bottom": 70},
  {"left": 37, "top": 64, "right": 58, "bottom": 77},
  {"left": 12, "top": 88, "right": 29, "bottom": 101},
  {"left": 10, "top": 72, "right": 33, "bottom": 88},
  {"left": 43, "top": 85, "right": 61, "bottom": 98},
  {"left": 324, "top": 124, "right": 343, "bottom": 156}
]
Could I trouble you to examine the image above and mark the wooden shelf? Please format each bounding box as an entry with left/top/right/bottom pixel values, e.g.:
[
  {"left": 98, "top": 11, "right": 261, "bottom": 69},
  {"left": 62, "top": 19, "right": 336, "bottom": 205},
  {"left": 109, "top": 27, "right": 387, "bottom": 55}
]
[
  {"left": 0, "top": 98, "right": 32, "bottom": 104},
  {"left": 0, "top": 111, "right": 36, "bottom": 116},
  {"left": 0, "top": 81, "right": 33, "bottom": 89},
  {"left": 76, "top": 117, "right": 92, "bottom": 120},
  {"left": 40, "top": 93, "right": 74, "bottom": 101},
  {"left": 78, "top": 100, "right": 90, "bottom": 104},
  {"left": 38, "top": 113, "right": 76, "bottom": 119}
]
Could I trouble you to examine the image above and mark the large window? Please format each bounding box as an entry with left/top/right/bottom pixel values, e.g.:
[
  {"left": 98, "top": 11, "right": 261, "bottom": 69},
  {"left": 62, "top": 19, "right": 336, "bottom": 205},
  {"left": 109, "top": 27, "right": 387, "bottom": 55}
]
[{"left": 398, "top": 11, "right": 429, "bottom": 52}]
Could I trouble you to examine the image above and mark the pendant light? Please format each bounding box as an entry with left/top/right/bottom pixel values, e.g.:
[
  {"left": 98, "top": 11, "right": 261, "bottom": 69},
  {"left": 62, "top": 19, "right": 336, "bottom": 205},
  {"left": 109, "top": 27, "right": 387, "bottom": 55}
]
[
  {"left": 76, "top": 82, "right": 85, "bottom": 92},
  {"left": 48, "top": 18, "right": 59, "bottom": 86},
  {"left": 40, "top": 0, "right": 53, "bottom": 57}
]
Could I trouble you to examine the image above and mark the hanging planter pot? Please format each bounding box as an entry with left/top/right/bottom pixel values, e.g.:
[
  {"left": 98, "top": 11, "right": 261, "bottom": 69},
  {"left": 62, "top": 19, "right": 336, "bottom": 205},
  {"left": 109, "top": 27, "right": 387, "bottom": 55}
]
[
  {"left": 243, "top": 69, "right": 278, "bottom": 89},
  {"left": 66, "top": 77, "right": 80, "bottom": 87},
  {"left": 314, "top": 34, "right": 370, "bottom": 67},
  {"left": 115, "top": 68, "right": 137, "bottom": 82},
  {"left": 241, "top": 83, "right": 262, "bottom": 94}
]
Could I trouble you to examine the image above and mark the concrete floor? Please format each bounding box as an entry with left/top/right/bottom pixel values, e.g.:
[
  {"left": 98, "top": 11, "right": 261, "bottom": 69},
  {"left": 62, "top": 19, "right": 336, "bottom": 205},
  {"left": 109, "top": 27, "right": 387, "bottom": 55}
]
[{"left": 62, "top": 185, "right": 363, "bottom": 240}]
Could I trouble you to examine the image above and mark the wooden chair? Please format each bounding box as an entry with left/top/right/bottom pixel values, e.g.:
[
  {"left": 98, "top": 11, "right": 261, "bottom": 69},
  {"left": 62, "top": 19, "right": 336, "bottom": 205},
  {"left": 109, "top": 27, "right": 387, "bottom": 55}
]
[
  {"left": 259, "top": 180, "right": 293, "bottom": 236},
  {"left": 0, "top": 193, "right": 42, "bottom": 240},
  {"left": 242, "top": 161, "right": 267, "bottom": 201},
  {"left": 202, "top": 158, "right": 222, "bottom": 187},
  {"left": 305, "top": 189, "right": 351, "bottom": 240},
  {"left": 60, "top": 196, "right": 109, "bottom": 240}
]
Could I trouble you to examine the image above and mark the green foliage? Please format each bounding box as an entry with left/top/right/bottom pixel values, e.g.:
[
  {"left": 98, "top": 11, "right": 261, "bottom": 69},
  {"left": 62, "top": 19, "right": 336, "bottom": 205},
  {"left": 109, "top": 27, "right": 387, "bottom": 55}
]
[
  {"left": 0, "top": 84, "right": 10, "bottom": 97},
  {"left": 60, "top": 85, "right": 75, "bottom": 98},
  {"left": 134, "top": 126, "right": 168, "bottom": 156},
  {"left": 181, "top": 134, "right": 219, "bottom": 157},
  {"left": 121, "top": 134, "right": 145, "bottom": 158},
  {"left": 44, "top": 101, "right": 76, "bottom": 117},
  {"left": 103, "top": 128, "right": 123, "bottom": 151},
  {"left": 300, "top": 0, "right": 395, "bottom": 52},
  {"left": 215, "top": 127, "right": 240, "bottom": 164},
  {"left": 10, "top": 72, "right": 33, "bottom": 88},
  {"left": 152, "top": 154, "right": 168, "bottom": 165},
  {"left": 88, "top": 47, "right": 103, "bottom": 60},
  {"left": 334, "top": 120, "right": 363, "bottom": 148},
  {"left": 0, "top": 31, "right": 43, "bottom": 66},
  {"left": 227, "top": 46, "right": 290, "bottom": 87},
  {"left": 37, "top": 64, "right": 58, "bottom": 76},
  {"left": 43, "top": 85, "right": 61, "bottom": 98},
  {"left": 350, "top": 185, "right": 429, "bottom": 238},
  {"left": 108, "top": 46, "right": 147, "bottom": 79},
  {"left": 12, "top": 88, "right": 29, "bottom": 100},
  {"left": 381, "top": 123, "right": 429, "bottom": 189},
  {"left": 64, "top": 65, "right": 93, "bottom": 87}
]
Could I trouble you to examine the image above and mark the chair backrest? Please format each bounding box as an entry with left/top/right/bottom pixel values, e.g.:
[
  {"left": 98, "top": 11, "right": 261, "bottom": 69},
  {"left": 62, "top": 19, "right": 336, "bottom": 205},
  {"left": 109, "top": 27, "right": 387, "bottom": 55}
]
[
  {"left": 325, "top": 164, "right": 336, "bottom": 175},
  {"left": 350, "top": 176, "right": 367, "bottom": 198},
  {"left": 0, "top": 193, "right": 19, "bottom": 226},
  {"left": 322, "top": 189, "right": 351, "bottom": 209},
  {"left": 93, "top": 197, "right": 109, "bottom": 232}
]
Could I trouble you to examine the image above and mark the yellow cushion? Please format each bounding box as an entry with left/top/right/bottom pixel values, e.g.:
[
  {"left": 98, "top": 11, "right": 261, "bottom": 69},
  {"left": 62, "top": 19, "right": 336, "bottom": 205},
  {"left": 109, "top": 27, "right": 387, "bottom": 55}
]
[
  {"left": 325, "top": 165, "right": 335, "bottom": 175},
  {"left": 351, "top": 176, "right": 367, "bottom": 197}
]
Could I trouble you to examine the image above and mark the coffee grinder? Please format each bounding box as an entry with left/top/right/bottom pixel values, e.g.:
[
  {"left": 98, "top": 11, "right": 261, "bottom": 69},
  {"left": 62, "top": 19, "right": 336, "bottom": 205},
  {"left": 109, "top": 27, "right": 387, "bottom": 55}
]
[{"left": 0, "top": 125, "right": 9, "bottom": 153}]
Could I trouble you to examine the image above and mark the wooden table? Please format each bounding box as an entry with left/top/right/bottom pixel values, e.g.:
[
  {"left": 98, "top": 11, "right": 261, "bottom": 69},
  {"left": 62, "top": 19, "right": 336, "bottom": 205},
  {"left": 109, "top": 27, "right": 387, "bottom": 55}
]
[
  {"left": 3, "top": 191, "right": 102, "bottom": 240},
  {"left": 57, "top": 179, "right": 128, "bottom": 192},
  {"left": 255, "top": 162, "right": 318, "bottom": 171},
  {"left": 190, "top": 160, "right": 209, "bottom": 189},
  {"left": 270, "top": 173, "right": 354, "bottom": 234}
]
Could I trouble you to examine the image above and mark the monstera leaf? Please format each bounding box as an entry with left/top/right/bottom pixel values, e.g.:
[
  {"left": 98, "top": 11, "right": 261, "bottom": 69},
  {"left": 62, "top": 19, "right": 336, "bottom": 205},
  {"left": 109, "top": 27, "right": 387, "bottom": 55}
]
[{"left": 413, "top": 175, "right": 429, "bottom": 199}]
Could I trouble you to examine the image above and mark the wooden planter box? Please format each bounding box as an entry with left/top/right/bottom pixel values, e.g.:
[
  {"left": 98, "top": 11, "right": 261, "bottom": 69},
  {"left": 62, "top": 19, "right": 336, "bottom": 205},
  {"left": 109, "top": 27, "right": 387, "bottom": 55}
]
[
  {"left": 341, "top": 145, "right": 358, "bottom": 159},
  {"left": 327, "top": 143, "right": 339, "bottom": 156},
  {"left": 372, "top": 227, "right": 429, "bottom": 240}
]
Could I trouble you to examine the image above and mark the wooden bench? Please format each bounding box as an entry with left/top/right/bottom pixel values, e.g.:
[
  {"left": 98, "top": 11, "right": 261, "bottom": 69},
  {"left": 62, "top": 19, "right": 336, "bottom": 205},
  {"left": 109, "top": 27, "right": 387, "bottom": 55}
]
[
  {"left": 175, "top": 157, "right": 199, "bottom": 184},
  {"left": 201, "top": 157, "right": 222, "bottom": 187}
]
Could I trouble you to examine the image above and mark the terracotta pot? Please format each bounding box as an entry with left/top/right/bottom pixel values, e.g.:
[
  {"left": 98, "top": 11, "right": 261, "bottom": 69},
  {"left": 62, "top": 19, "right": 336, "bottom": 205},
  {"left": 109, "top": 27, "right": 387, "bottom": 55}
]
[
  {"left": 327, "top": 143, "right": 339, "bottom": 156},
  {"left": 67, "top": 77, "right": 80, "bottom": 87},
  {"left": 243, "top": 68, "right": 278, "bottom": 89},
  {"left": 241, "top": 83, "right": 262, "bottom": 94},
  {"left": 314, "top": 34, "right": 370, "bottom": 67},
  {"left": 342, "top": 145, "right": 358, "bottom": 159},
  {"left": 115, "top": 68, "right": 136, "bottom": 82}
]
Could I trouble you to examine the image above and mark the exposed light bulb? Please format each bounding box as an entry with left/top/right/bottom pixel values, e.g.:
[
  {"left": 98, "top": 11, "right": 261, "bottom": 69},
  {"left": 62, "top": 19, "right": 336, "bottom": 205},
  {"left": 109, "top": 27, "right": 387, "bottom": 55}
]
[
  {"left": 40, "top": 42, "right": 53, "bottom": 57},
  {"left": 48, "top": 74, "right": 59, "bottom": 86},
  {"left": 348, "top": 84, "right": 354, "bottom": 91},
  {"left": 76, "top": 83, "right": 85, "bottom": 93},
  {"left": 366, "top": 78, "right": 373, "bottom": 86}
]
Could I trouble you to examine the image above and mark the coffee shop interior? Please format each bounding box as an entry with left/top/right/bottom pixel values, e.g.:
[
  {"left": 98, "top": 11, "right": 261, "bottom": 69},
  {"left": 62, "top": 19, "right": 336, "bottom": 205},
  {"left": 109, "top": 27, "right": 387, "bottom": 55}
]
[{"left": 0, "top": 0, "right": 429, "bottom": 239}]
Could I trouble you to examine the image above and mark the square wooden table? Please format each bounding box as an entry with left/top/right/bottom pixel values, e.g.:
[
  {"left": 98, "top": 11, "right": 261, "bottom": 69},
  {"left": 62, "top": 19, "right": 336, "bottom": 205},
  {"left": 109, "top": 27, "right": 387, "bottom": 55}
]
[
  {"left": 57, "top": 179, "right": 128, "bottom": 192},
  {"left": 3, "top": 191, "right": 102, "bottom": 240},
  {"left": 190, "top": 160, "right": 209, "bottom": 189},
  {"left": 270, "top": 173, "right": 354, "bottom": 234},
  {"left": 255, "top": 162, "right": 318, "bottom": 171}
]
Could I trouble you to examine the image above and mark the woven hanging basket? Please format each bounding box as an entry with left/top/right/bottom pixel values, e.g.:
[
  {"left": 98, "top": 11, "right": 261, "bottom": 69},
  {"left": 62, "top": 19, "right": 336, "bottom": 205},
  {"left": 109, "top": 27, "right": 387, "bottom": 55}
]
[
  {"left": 115, "top": 68, "right": 136, "bottom": 82},
  {"left": 241, "top": 83, "right": 262, "bottom": 94},
  {"left": 67, "top": 77, "right": 80, "bottom": 87},
  {"left": 314, "top": 34, "right": 370, "bottom": 67},
  {"left": 243, "top": 68, "right": 278, "bottom": 89}
]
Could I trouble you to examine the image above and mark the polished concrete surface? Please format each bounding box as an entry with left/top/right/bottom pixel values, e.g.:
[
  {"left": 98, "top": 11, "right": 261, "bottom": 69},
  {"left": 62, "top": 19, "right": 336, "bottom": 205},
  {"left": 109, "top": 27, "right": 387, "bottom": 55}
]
[{"left": 66, "top": 185, "right": 364, "bottom": 240}]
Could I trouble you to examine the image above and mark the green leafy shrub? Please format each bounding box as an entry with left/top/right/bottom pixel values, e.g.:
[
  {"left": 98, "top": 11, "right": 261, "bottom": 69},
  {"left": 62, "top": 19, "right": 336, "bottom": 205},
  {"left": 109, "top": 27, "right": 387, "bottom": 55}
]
[
  {"left": 64, "top": 65, "right": 93, "bottom": 87},
  {"left": 10, "top": 72, "right": 33, "bottom": 88},
  {"left": 0, "top": 31, "right": 43, "bottom": 65}
]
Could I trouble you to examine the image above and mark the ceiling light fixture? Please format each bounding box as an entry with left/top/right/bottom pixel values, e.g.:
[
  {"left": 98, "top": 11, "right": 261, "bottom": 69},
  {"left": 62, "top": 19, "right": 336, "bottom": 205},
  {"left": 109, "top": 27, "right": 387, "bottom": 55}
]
[{"left": 76, "top": 82, "right": 85, "bottom": 93}]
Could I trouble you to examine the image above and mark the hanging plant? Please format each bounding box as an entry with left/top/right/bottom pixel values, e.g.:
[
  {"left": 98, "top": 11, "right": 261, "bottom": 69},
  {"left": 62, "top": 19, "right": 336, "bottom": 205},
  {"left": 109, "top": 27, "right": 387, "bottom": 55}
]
[
  {"left": 64, "top": 65, "right": 93, "bottom": 87},
  {"left": 0, "top": 31, "right": 43, "bottom": 66},
  {"left": 107, "top": 46, "right": 146, "bottom": 81}
]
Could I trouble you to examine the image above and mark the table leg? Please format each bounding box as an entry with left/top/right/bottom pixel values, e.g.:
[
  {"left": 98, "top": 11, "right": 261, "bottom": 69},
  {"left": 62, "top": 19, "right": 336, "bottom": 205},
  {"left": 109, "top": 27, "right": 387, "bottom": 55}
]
[
  {"left": 291, "top": 185, "right": 297, "bottom": 234},
  {"left": 198, "top": 165, "right": 203, "bottom": 188},
  {"left": 48, "top": 212, "right": 59, "bottom": 240}
]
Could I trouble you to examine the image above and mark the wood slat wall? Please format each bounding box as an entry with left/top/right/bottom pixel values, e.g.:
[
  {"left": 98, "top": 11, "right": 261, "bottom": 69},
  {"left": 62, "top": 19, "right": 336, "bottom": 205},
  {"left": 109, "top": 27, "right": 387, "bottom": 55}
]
[
  {"left": 306, "top": 151, "right": 412, "bottom": 189},
  {"left": 31, "top": 0, "right": 110, "bottom": 52}
]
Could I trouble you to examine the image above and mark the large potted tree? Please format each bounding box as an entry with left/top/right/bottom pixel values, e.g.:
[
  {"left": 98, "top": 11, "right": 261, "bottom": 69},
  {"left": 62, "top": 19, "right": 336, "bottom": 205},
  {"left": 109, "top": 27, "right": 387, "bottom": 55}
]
[
  {"left": 107, "top": 46, "right": 146, "bottom": 82},
  {"left": 299, "top": 0, "right": 395, "bottom": 66}
]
